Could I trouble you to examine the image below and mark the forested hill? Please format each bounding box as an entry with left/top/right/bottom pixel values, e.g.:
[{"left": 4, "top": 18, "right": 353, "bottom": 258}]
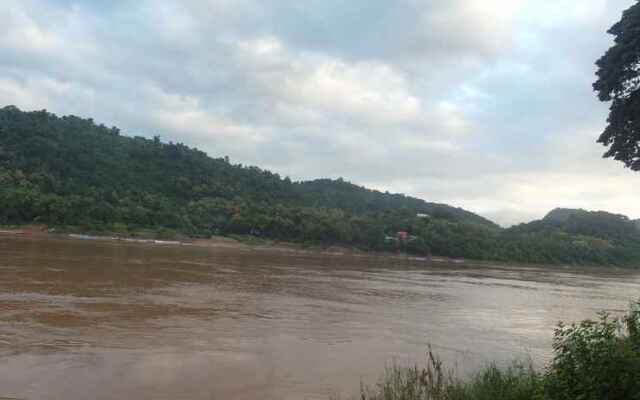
[
  {"left": 0, "top": 106, "right": 493, "bottom": 230},
  {"left": 1, "top": 105, "right": 640, "bottom": 267},
  {"left": 293, "top": 179, "right": 496, "bottom": 227},
  {"left": 508, "top": 208, "right": 640, "bottom": 242},
  {"left": 502, "top": 208, "right": 640, "bottom": 266}
]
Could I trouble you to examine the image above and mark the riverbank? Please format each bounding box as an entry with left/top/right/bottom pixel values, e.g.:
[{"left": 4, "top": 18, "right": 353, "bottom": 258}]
[
  {"left": 0, "top": 225, "right": 48, "bottom": 236},
  {"left": 2, "top": 224, "right": 632, "bottom": 270},
  {"left": 0, "top": 224, "right": 452, "bottom": 264}
]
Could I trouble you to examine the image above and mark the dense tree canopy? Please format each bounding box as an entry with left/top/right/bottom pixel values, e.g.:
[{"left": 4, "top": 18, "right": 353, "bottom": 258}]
[
  {"left": 1, "top": 106, "right": 640, "bottom": 266},
  {"left": 594, "top": 0, "right": 640, "bottom": 170}
]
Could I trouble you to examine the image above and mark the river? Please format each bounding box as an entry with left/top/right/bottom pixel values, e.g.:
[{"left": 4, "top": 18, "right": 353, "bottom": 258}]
[{"left": 1, "top": 236, "right": 639, "bottom": 399}]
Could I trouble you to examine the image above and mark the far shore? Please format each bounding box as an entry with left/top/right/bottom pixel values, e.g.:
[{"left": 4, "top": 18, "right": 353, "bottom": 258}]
[
  {"left": 0, "top": 224, "right": 475, "bottom": 265},
  {"left": 1, "top": 224, "right": 629, "bottom": 270}
]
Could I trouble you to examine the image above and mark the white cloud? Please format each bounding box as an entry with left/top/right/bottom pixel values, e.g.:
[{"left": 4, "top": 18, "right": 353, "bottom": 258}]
[
  {"left": 232, "top": 36, "right": 423, "bottom": 126},
  {"left": 1, "top": 0, "right": 639, "bottom": 226}
]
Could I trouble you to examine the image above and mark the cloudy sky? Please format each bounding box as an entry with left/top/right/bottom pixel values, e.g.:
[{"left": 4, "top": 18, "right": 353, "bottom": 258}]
[{"left": 1, "top": 0, "right": 638, "bottom": 226}]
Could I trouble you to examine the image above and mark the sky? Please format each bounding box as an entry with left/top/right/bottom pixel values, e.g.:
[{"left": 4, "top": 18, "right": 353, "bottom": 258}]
[{"left": 1, "top": 0, "right": 639, "bottom": 226}]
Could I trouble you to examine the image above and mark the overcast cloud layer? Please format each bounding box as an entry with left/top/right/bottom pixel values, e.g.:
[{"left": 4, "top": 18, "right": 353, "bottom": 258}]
[{"left": 1, "top": 0, "right": 638, "bottom": 226}]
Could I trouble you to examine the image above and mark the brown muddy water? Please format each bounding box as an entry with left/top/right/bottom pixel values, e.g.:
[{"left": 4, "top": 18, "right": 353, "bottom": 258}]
[{"left": 1, "top": 236, "right": 640, "bottom": 400}]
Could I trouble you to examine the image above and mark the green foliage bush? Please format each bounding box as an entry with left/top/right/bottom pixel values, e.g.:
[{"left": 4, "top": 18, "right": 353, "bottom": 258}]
[{"left": 545, "top": 304, "right": 640, "bottom": 400}]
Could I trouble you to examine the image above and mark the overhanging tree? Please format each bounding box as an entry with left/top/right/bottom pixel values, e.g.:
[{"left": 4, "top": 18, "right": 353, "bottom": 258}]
[{"left": 594, "top": 0, "right": 640, "bottom": 170}]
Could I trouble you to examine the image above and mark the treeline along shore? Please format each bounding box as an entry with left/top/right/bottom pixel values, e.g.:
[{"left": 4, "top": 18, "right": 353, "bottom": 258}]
[{"left": 2, "top": 106, "right": 640, "bottom": 267}]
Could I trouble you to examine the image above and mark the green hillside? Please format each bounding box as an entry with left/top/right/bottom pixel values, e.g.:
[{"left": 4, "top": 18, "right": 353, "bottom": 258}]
[
  {"left": 510, "top": 208, "right": 640, "bottom": 241},
  {"left": 503, "top": 208, "right": 640, "bottom": 265},
  {"left": 293, "top": 179, "right": 497, "bottom": 227},
  {"left": 1, "top": 105, "right": 639, "bottom": 267},
  {"left": 0, "top": 105, "right": 493, "bottom": 235}
]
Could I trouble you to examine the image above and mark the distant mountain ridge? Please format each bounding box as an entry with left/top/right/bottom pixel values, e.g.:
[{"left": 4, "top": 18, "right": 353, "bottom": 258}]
[{"left": 544, "top": 208, "right": 634, "bottom": 225}]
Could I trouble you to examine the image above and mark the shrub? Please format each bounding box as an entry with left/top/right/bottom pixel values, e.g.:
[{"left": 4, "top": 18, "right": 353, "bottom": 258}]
[{"left": 544, "top": 302, "right": 640, "bottom": 400}]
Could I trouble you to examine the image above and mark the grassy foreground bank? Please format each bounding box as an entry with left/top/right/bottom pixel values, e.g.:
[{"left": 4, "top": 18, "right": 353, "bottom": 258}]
[{"left": 353, "top": 302, "right": 640, "bottom": 400}]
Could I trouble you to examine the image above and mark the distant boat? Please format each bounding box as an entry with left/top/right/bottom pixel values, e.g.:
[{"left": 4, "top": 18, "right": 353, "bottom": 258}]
[
  {"left": 154, "top": 240, "right": 181, "bottom": 245},
  {"left": 65, "top": 234, "right": 183, "bottom": 246},
  {"left": 69, "top": 234, "right": 95, "bottom": 240},
  {"left": 122, "top": 238, "right": 154, "bottom": 244}
]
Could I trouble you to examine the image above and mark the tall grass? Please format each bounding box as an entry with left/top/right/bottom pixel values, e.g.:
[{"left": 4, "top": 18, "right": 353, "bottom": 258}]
[{"left": 358, "top": 350, "right": 542, "bottom": 400}]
